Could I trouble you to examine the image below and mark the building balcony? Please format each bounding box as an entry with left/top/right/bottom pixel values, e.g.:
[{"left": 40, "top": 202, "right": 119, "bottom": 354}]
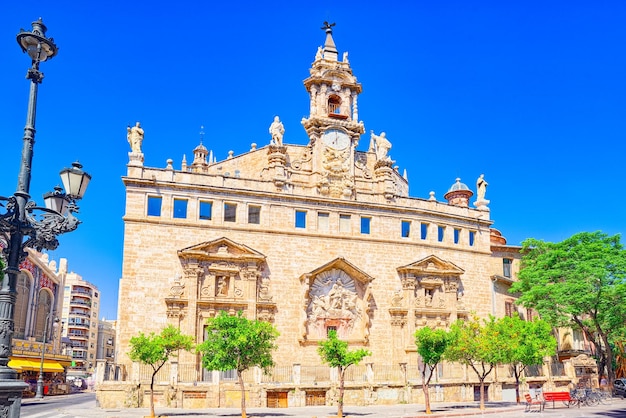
[
  {"left": 69, "top": 299, "right": 91, "bottom": 307},
  {"left": 68, "top": 333, "right": 89, "bottom": 340},
  {"left": 68, "top": 323, "right": 90, "bottom": 331},
  {"left": 557, "top": 348, "right": 591, "bottom": 361},
  {"left": 68, "top": 310, "right": 90, "bottom": 317},
  {"left": 71, "top": 288, "right": 93, "bottom": 298}
]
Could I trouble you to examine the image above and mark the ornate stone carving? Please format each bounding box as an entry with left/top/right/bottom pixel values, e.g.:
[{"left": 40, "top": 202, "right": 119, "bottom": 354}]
[
  {"left": 166, "top": 302, "right": 186, "bottom": 320},
  {"left": 389, "top": 312, "right": 407, "bottom": 327},
  {"left": 215, "top": 276, "right": 228, "bottom": 297},
  {"left": 257, "top": 308, "right": 275, "bottom": 323},
  {"left": 319, "top": 147, "right": 353, "bottom": 198},
  {"left": 307, "top": 272, "right": 359, "bottom": 324},
  {"left": 444, "top": 279, "right": 458, "bottom": 293},
  {"left": 300, "top": 260, "right": 374, "bottom": 343},
  {"left": 168, "top": 276, "right": 185, "bottom": 298},
  {"left": 390, "top": 290, "right": 403, "bottom": 307},
  {"left": 291, "top": 145, "right": 313, "bottom": 171},
  {"left": 258, "top": 277, "right": 272, "bottom": 302},
  {"left": 354, "top": 153, "right": 371, "bottom": 179},
  {"left": 400, "top": 276, "right": 416, "bottom": 290}
]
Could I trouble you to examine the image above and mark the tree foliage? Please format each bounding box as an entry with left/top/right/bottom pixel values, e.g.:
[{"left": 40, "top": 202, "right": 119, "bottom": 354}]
[
  {"left": 128, "top": 325, "right": 195, "bottom": 417},
  {"left": 197, "top": 311, "right": 279, "bottom": 418},
  {"left": 510, "top": 231, "right": 626, "bottom": 383},
  {"left": 415, "top": 327, "right": 450, "bottom": 414},
  {"left": 495, "top": 314, "right": 556, "bottom": 403},
  {"left": 445, "top": 316, "right": 506, "bottom": 410},
  {"left": 318, "top": 330, "right": 371, "bottom": 418}
]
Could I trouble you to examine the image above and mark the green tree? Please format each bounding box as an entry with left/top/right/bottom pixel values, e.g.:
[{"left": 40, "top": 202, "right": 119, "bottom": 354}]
[
  {"left": 445, "top": 315, "right": 506, "bottom": 410},
  {"left": 495, "top": 315, "right": 556, "bottom": 404},
  {"left": 128, "top": 325, "right": 195, "bottom": 418},
  {"left": 414, "top": 327, "right": 450, "bottom": 414},
  {"left": 318, "top": 330, "right": 371, "bottom": 418},
  {"left": 197, "top": 311, "right": 279, "bottom": 418},
  {"left": 510, "top": 231, "right": 626, "bottom": 385}
]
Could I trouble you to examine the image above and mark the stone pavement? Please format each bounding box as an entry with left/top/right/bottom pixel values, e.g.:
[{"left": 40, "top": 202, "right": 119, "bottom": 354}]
[{"left": 21, "top": 395, "right": 626, "bottom": 418}]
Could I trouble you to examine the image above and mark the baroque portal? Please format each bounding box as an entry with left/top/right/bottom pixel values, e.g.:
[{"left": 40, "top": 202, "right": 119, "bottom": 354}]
[{"left": 300, "top": 258, "right": 374, "bottom": 343}]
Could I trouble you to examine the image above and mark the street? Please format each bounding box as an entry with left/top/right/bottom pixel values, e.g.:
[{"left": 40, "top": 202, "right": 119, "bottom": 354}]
[{"left": 19, "top": 392, "right": 626, "bottom": 418}]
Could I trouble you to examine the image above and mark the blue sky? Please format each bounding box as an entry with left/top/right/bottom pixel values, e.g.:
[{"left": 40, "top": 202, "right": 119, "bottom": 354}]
[{"left": 1, "top": 1, "right": 625, "bottom": 319}]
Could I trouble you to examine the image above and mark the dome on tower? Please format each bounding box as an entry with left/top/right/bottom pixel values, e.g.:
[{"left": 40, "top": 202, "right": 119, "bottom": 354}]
[
  {"left": 194, "top": 143, "right": 207, "bottom": 153},
  {"left": 444, "top": 178, "right": 473, "bottom": 207},
  {"left": 447, "top": 178, "right": 470, "bottom": 192}
]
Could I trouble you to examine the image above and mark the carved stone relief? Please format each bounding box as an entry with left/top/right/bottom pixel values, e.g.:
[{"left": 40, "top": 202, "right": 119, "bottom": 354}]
[
  {"left": 307, "top": 269, "right": 360, "bottom": 324},
  {"left": 176, "top": 237, "right": 277, "bottom": 330},
  {"left": 301, "top": 262, "right": 374, "bottom": 343}
]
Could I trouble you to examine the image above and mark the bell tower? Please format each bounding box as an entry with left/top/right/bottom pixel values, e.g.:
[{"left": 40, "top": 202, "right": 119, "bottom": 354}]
[{"left": 302, "top": 22, "right": 365, "bottom": 199}]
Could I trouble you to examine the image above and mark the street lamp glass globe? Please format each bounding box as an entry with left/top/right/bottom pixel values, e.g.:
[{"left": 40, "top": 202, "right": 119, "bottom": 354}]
[
  {"left": 60, "top": 162, "right": 91, "bottom": 200},
  {"left": 43, "top": 186, "right": 67, "bottom": 214}
]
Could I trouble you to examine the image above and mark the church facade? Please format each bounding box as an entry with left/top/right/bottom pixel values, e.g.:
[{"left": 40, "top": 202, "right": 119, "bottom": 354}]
[{"left": 102, "top": 25, "right": 576, "bottom": 409}]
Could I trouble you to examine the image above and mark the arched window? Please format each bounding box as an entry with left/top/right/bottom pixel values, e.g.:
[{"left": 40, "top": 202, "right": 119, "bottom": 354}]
[
  {"left": 327, "top": 95, "right": 342, "bottom": 115},
  {"left": 34, "top": 290, "right": 53, "bottom": 342},
  {"left": 14, "top": 271, "right": 32, "bottom": 339}
]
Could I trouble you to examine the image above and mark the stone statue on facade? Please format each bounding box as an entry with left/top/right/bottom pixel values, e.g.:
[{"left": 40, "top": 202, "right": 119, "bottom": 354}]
[
  {"left": 127, "top": 122, "right": 144, "bottom": 153},
  {"left": 371, "top": 131, "right": 391, "bottom": 161},
  {"left": 269, "top": 116, "right": 285, "bottom": 145},
  {"left": 316, "top": 46, "right": 323, "bottom": 60},
  {"left": 474, "top": 174, "right": 490, "bottom": 210}
]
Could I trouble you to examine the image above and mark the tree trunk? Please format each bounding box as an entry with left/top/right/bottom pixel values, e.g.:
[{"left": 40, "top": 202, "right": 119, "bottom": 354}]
[
  {"left": 337, "top": 367, "right": 345, "bottom": 418},
  {"left": 513, "top": 365, "right": 522, "bottom": 405},
  {"left": 149, "top": 374, "right": 156, "bottom": 417},
  {"left": 601, "top": 332, "right": 616, "bottom": 385},
  {"left": 421, "top": 364, "right": 433, "bottom": 414},
  {"left": 238, "top": 370, "right": 247, "bottom": 418},
  {"left": 479, "top": 378, "right": 486, "bottom": 410},
  {"left": 423, "top": 382, "right": 431, "bottom": 414}
]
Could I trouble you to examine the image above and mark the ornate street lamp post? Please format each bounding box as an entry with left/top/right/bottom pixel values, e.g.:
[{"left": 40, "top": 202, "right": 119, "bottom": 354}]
[
  {"left": 0, "top": 19, "right": 91, "bottom": 416},
  {"left": 34, "top": 315, "right": 58, "bottom": 399}
]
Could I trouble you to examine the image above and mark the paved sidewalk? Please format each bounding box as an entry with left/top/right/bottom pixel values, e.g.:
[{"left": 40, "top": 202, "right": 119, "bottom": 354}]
[
  {"left": 17, "top": 396, "right": 529, "bottom": 418},
  {"left": 21, "top": 395, "right": 626, "bottom": 418}
]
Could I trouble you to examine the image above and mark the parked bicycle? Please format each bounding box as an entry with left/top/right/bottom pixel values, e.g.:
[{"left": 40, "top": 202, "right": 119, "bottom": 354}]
[{"left": 569, "top": 389, "right": 600, "bottom": 407}]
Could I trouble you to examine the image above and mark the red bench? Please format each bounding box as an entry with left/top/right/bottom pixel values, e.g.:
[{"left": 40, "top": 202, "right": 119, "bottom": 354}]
[
  {"left": 543, "top": 391, "right": 575, "bottom": 408},
  {"left": 524, "top": 393, "right": 545, "bottom": 412}
]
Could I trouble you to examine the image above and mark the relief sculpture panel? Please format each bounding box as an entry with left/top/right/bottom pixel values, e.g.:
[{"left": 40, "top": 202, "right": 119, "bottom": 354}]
[{"left": 301, "top": 260, "right": 374, "bottom": 344}]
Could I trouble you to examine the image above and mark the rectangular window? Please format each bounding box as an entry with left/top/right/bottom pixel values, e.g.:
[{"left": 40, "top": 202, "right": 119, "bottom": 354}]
[
  {"left": 199, "top": 201, "right": 213, "bottom": 220},
  {"left": 503, "top": 258, "right": 512, "bottom": 278},
  {"left": 453, "top": 228, "right": 460, "bottom": 244},
  {"left": 505, "top": 301, "right": 514, "bottom": 317},
  {"left": 526, "top": 308, "right": 534, "bottom": 322},
  {"left": 437, "top": 226, "right": 445, "bottom": 242},
  {"left": 248, "top": 205, "right": 261, "bottom": 224},
  {"left": 318, "top": 212, "right": 329, "bottom": 232},
  {"left": 420, "top": 223, "right": 428, "bottom": 240},
  {"left": 360, "top": 217, "right": 371, "bottom": 234},
  {"left": 339, "top": 214, "right": 351, "bottom": 233},
  {"left": 401, "top": 221, "right": 411, "bottom": 238},
  {"left": 295, "top": 210, "right": 307, "bottom": 228},
  {"left": 220, "top": 369, "right": 237, "bottom": 381},
  {"left": 469, "top": 231, "right": 476, "bottom": 246},
  {"left": 147, "top": 196, "right": 162, "bottom": 216},
  {"left": 173, "top": 198, "right": 188, "bottom": 219},
  {"left": 326, "top": 326, "right": 337, "bottom": 336},
  {"left": 224, "top": 203, "right": 237, "bottom": 222}
]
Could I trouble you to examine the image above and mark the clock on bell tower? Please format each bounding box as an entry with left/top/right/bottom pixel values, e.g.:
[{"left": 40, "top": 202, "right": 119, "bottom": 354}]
[{"left": 301, "top": 22, "right": 365, "bottom": 199}]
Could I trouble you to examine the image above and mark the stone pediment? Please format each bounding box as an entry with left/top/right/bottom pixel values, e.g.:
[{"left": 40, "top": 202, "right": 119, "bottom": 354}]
[
  {"left": 397, "top": 255, "right": 464, "bottom": 277},
  {"left": 300, "top": 257, "right": 374, "bottom": 287},
  {"left": 178, "top": 237, "right": 266, "bottom": 263},
  {"left": 299, "top": 257, "right": 374, "bottom": 344}
]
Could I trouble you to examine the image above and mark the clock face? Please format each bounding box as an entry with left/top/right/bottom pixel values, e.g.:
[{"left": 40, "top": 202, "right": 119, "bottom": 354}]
[{"left": 322, "top": 129, "right": 350, "bottom": 150}]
